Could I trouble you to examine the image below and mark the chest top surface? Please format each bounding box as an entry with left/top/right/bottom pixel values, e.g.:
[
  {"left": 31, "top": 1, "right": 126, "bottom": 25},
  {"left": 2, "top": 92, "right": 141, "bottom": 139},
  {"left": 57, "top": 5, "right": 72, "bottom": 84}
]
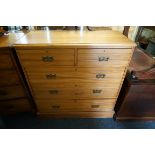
[
  {"left": 14, "top": 30, "right": 136, "bottom": 48},
  {"left": 0, "top": 31, "right": 27, "bottom": 48}
]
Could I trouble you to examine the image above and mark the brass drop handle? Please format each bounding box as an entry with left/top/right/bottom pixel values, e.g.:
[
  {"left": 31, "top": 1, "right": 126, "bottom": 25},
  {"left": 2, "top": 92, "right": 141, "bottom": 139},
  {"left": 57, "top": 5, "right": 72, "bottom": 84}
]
[
  {"left": 91, "top": 105, "right": 100, "bottom": 108},
  {"left": 49, "top": 90, "right": 59, "bottom": 94},
  {"left": 51, "top": 105, "right": 60, "bottom": 109},
  {"left": 98, "top": 56, "right": 109, "bottom": 61},
  {"left": 46, "top": 74, "right": 56, "bottom": 79},
  {"left": 42, "top": 56, "right": 54, "bottom": 62},
  {"left": 93, "top": 89, "right": 102, "bottom": 93},
  {"left": 96, "top": 73, "right": 106, "bottom": 78}
]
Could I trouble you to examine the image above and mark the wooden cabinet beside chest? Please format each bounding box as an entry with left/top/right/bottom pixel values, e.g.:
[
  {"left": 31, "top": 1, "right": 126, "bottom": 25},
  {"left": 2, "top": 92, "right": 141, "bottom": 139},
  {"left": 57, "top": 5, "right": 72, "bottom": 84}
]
[
  {"left": 0, "top": 32, "right": 34, "bottom": 115},
  {"left": 15, "top": 30, "right": 136, "bottom": 118},
  {"left": 0, "top": 49, "right": 33, "bottom": 114}
]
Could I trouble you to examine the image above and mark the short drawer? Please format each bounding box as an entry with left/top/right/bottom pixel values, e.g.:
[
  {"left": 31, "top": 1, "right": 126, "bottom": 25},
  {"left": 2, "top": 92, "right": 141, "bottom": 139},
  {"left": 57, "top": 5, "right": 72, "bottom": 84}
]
[
  {"left": 0, "top": 52, "right": 14, "bottom": 69},
  {"left": 31, "top": 82, "right": 76, "bottom": 99},
  {"left": 74, "top": 83, "right": 119, "bottom": 99},
  {"left": 36, "top": 99, "right": 116, "bottom": 113},
  {"left": 78, "top": 48, "right": 132, "bottom": 67},
  {"left": 26, "top": 67, "right": 76, "bottom": 83},
  {"left": 31, "top": 82, "right": 120, "bottom": 99},
  {"left": 0, "top": 85, "right": 26, "bottom": 100},
  {"left": 0, "top": 98, "right": 32, "bottom": 114},
  {"left": 17, "top": 49, "right": 75, "bottom": 67},
  {"left": 0, "top": 69, "right": 20, "bottom": 86},
  {"left": 26, "top": 67, "right": 125, "bottom": 83}
]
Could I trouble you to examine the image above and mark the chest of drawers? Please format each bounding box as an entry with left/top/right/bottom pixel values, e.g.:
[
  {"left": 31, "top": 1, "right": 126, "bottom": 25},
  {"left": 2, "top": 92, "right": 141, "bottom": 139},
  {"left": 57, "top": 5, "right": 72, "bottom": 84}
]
[
  {"left": 14, "top": 30, "right": 136, "bottom": 118},
  {"left": 0, "top": 32, "right": 34, "bottom": 115}
]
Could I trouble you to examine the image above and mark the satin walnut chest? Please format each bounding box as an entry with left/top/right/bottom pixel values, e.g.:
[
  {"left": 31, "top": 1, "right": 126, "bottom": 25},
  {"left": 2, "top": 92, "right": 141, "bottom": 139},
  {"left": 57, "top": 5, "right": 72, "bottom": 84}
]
[{"left": 14, "top": 30, "right": 136, "bottom": 118}]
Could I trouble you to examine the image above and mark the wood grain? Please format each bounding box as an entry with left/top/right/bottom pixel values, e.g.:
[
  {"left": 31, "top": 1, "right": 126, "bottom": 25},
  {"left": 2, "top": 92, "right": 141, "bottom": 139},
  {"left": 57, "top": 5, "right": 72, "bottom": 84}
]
[
  {"left": 0, "top": 31, "right": 28, "bottom": 48},
  {"left": 14, "top": 30, "right": 136, "bottom": 118},
  {"left": 36, "top": 99, "right": 116, "bottom": 113},
  {"left": 17, "top": 49, "right": 75, "bottom": 66},
  {"left": 25, "top": 67, "right": 125, "bottom": 83},
  {"left": 0, "top": 69, "right": 20, "bottom": 86},
  {"left": 31, "top": 82, "right": 120, "bottom": 99},
  {"left": 78, "top": 49, "right": 132, "bottom": 67},
  {"left": 38, "top": 111, "right": 114, "bottom": 118},
  {"left": 0, "top": 31, "right": 34, "bottom": 115},
  {"left": 0, "top": 51, "right": 14, "bottom": 69},
  {"left": 0, "top": 98, "right": 33, "bottom": 115},
  {"left": 116, "top": 79, "right": 155, "bottom": 120},
  {"left": 0, "top": 85, "right": 26, "bottom": 100},
  {"left": 14, "top": 30, "right": 136, "bottom": 48}
]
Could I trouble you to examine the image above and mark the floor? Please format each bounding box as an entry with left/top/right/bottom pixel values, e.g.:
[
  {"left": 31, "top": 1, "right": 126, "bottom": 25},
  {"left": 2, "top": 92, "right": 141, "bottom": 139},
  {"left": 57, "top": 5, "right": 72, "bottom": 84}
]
[{"left": 1, "top": 113, "right": 155, "bottom": 129}]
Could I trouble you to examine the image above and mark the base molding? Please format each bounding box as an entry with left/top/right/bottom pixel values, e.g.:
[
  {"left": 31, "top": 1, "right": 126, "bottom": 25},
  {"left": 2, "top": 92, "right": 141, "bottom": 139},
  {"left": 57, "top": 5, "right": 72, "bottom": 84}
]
[{"left": 37, "top": 111, "right": 114, "bottom": 118}]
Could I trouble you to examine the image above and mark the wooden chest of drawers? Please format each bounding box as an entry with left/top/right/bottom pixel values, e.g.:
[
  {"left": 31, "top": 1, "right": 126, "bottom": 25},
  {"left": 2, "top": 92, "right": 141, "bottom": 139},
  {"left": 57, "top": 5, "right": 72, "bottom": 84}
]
[
  {"left": 14, "top": 30, "right": 136, "bottom": 118},
  {"left": 0, "top": 32, "right": 34, "bottom": 115},
  {"left": 0, "top": 51, "right": 14, "bottom": 69},
  {"left": 0, "top": 49, "right": 33, "bottom": 115}
]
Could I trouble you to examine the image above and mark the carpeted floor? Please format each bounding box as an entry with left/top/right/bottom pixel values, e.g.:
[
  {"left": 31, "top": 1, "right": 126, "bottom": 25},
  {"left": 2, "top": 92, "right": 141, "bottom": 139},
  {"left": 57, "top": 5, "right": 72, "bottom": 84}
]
[{"left": 1, "top": 113, "right": 155, "bottom": 129}]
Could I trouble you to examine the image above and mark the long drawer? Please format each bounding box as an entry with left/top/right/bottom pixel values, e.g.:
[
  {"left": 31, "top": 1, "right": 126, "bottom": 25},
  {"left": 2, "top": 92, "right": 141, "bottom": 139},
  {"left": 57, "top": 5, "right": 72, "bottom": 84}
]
[
  {"left": 17, "top": 49, "right": 75, "bottom": 67},
  {"left": 0, "top": 85, "right": 26, "bottom": 100},
  {"left": 0, "top": 69, "right": 20, "bottom": 86},
  {"left": 78, "top": 49, "right": 132, "bottom": 67},
  {"left": 0, "top": 52, "right": 14, "bottom": 69},
  {"left": 36, "top": 99, "right": 116, "bottom": 113},
  {"left": 26, "top": 67, "right": 125, "bottom": 83},
  {"left": 0, "top": 98, "right": 32, "bottom": 114},
  {"left": 31, "top": 82, "right": 120, "bottom": 99}
]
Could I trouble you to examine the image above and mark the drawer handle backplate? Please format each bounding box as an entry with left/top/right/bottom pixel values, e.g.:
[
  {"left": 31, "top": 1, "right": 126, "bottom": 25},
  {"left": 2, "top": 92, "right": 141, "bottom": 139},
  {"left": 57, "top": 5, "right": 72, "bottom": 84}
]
[
  {"left": 46, "top": 74, "right": 56, "bottom": 79},
  {"left": 93, "top": 89, "right": 102, "bottom": 93},
  {"left": 96, "top": 73, "right": 106, "bottom": 78},
  {"left": 98, "top": 56, "right": 109, "bottom": 61},
  {"left": 42, "top": 56, "right": 54, "bottom": 62}
]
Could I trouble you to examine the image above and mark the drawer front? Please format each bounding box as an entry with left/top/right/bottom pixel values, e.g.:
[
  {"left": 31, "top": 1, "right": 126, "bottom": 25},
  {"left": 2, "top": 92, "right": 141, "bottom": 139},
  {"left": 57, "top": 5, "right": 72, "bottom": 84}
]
[
  {"left": 32, "top": 82, "right": 120, "bottom": 99},
  {"left": 0, "top": 53, "right": 14, "bottom": 69},
  {"left": 0, "top": 85, "right": 26, "bottom": 100},
  {"left": 0, "top": 69, "right": 20, "bottom": 86},
  {"left": 17, "top": 49, "right": 75, "bottom": 67},
  {"left": 74, "top": 86, "right": 118, "bottom": 99},
  {"left": 0, "top": 98, "right": 32, "bottom": 114},
  {"left": 36, "top": 99, "right": 116, "bottom": 113},
  {"left": 26, "top": 67, "right": 76, "bottom": 83},
  {"left": 33, "top": 87, "right": 76, "bottom": 99},
  {"left": 78, "top": 49, "right": 132, "bottom": 67},
  {"left": 26, "top": 67, "right": 125, "bottom": 83}
]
